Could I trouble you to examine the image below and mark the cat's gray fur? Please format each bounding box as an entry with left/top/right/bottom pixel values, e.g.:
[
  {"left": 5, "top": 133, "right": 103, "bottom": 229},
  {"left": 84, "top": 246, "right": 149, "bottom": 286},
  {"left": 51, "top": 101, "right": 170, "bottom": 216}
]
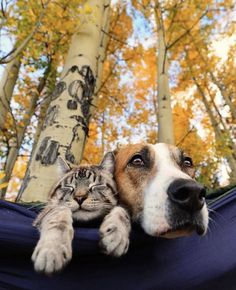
[{"left": 32, "top": 152, "right": 118, "bottom": 274}]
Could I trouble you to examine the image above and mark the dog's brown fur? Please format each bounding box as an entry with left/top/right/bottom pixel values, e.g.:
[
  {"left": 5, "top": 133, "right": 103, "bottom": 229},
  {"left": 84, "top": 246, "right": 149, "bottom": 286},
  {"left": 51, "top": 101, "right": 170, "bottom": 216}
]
[
  {"left": 114, "top": 144, "right": 156, "bottom": 219},
  {"left": 100, "top": 142, "right": 208, "bottom": 255}
]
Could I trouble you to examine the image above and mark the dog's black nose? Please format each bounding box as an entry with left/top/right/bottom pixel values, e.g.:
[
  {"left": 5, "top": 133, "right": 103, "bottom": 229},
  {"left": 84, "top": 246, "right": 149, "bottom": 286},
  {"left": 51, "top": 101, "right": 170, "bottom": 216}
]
[{"left": 167, "top": 179, "right": 206, "bottom": 212}]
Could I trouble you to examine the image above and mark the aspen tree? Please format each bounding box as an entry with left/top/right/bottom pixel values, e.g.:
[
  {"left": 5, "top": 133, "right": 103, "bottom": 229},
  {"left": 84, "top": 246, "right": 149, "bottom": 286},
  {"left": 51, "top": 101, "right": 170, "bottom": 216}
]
[
  {"left": 154, "top": 3, "right": 174, "bottom": 144},
  {"left": 193, "top": 77, "right": 236, "bottom": 183},
  {"left": 0, "top": 55, "right": 21, "bottom": 131},
  {"left": 0, "top": 11, "right": 44, "bottom": 130},
  {"left": 0, "top": 64, "right": 51, "bottom": 199},
  {"left": 19, "top": 0, "right": 111, "bottom": 202}
]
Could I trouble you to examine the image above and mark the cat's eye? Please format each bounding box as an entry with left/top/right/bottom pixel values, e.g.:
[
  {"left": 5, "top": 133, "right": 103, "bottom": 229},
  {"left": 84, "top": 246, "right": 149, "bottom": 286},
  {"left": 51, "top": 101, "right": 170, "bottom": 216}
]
[
  {"left": 183, "top": 157, "right": 193, "bottom": 167},
  {"left": 128, "top": 154, "right": 144, "bottom": 167},
  {"left": 90, "top": 184, "right": 107, "bottom": 192}
]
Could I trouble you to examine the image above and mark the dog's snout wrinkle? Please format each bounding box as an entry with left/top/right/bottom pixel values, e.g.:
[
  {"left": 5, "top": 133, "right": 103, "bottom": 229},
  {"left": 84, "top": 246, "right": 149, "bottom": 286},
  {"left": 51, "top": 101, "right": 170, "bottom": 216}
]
[{"left": 167, "top": 178, "right": 206, "bottom": 212}]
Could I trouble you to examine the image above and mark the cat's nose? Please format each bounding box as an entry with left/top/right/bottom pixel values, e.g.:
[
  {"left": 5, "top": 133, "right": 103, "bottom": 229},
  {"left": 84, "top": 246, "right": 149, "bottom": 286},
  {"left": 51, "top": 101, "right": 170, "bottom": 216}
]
[{"left": 75, "top": 196, "right": 87, "bottom": 205}]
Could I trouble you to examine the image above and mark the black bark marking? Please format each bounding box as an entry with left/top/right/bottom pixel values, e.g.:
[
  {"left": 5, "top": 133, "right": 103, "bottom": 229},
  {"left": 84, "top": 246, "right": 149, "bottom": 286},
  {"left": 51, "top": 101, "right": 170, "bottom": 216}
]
[
  {"left": 36, "top": 137, "right": 60, "bottom": 165},
  {"left": 62, "top": 65, "right": 80, "bottom": 80},
  {"left": 65, "top": 66, "right": 95, "bottom": 164},
  {"left": 66, "top": 66, "right": 96, "bottom": 121},
  {"left": 41, "top": 140, "right": 60, "bottom": 165},
  {"left": 79, "top": 65, "right": 96, "bottom": 121},
  {"left": 81, "top": 103, "right": 91, "bottom": 122},
  {"left": 65, "top": 150, "right": 76, "bottom": 164},
  {"left": 16, "top": 169, "right": 37, "bottom": 201},
  {"left": 71, "top": 115, "right": 89, "bottom": 137},
  {"left": 50, "top": 82, "right": 66, "bottom": 101},
  {"left": 65, "top": 115, "right": 89, "bottom": 164},
  {"left": 36, "top": 137, "right": 51, "bottom": 161},
  {"left": 80, "top": 65, "right": 96, "bottom": 87},
  {"left": 67, "top": 100, "right": 78, "bottom": 110},
  {"left": 43, "top": 105, "right": 59, "bottom": 130},
  {"left": 56, "top": 65, "right": 96, "bottom": 164},
  {"left": 68, "top": 80, "right": 84, "bottom": 102},
  {"left": 71, "top": 65, "right": 79, "bottom": 73},
  {"left": 162, "top": 95, "right": 167, "bottom": 101},
  {"left": 63, "top": 65, "right": 96, "bottom": 121}
]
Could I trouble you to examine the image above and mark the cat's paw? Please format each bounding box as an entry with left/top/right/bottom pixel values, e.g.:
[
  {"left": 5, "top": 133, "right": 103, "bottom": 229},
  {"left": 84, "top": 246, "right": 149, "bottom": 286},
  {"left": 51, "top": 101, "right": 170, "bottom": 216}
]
[
  {"left": 32, "top": 240, "right": 72, "bottom": 275},
  {"left": 99, "top": 218, "right": 130, "bottom": 257}
]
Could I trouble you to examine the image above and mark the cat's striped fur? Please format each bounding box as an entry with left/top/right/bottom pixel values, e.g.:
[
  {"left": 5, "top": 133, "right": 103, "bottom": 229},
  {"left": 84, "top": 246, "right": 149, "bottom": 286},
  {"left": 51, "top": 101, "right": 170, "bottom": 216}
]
[{"left": 32, "top": 152, "right": 118, "bottom": 274}]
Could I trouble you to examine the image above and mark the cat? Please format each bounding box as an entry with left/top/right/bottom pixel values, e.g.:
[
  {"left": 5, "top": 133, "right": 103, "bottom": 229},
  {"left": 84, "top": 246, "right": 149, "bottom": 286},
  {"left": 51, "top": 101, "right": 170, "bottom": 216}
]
[{"left": 32, "top": 152, "right": 118, "bottom": 274}]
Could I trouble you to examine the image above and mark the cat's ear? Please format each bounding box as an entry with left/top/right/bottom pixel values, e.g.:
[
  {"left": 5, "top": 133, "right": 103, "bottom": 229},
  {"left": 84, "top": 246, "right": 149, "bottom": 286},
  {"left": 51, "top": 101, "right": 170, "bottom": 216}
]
[
  {"left": 100, "top": 152, "right": 115, "bottom": 175},
  {"left": 56, "top": 156, "right": 71, "bottom": 177}
]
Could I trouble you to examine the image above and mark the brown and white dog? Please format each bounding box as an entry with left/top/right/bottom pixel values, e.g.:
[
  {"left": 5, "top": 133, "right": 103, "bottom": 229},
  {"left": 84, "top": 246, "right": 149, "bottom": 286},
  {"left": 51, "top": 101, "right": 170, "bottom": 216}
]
[{"left": 99, "top": 143, "right": 209, "bottom": 256}]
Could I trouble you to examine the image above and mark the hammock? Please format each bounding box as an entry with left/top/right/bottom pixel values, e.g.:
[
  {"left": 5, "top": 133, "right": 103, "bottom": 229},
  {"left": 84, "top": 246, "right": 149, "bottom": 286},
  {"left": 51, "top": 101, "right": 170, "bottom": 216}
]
[{"left": 0, "top": 187, "right": 236, "bottom": 290}]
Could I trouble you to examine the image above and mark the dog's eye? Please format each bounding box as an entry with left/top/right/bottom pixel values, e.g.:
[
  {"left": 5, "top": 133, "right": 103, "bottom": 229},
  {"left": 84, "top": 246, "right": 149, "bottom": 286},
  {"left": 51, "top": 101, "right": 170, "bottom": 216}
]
[
  {"left": 129, "top": 155, "right": 144, "bottom": 167},
  {"left": 183, "top": 157, "right": 193, "bottom": 167}
]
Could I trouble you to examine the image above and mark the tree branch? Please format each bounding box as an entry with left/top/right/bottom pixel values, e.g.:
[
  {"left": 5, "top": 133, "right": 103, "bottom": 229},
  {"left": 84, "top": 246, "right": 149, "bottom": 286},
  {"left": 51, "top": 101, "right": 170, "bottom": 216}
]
[
  {"left": 0, "top": 4, "right": 47, "bottom": 64},
  {"left": 167, "top": 9, "right": 209, "bottom": 50},
  {"left": 176, "top": 126, "right": 195, "bottom": 147}
]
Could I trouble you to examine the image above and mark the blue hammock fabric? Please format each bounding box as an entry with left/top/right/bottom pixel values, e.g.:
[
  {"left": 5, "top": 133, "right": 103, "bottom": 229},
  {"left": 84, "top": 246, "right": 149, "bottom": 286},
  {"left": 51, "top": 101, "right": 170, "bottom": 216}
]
[{"left": 0, "top": 189, "right": 236, "bottom": 290}]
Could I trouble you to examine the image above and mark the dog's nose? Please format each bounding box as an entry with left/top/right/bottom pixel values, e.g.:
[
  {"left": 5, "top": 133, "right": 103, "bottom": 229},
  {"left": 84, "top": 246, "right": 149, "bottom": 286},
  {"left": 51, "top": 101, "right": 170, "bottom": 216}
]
[{"left": 167, "top": 178, "right": 206, "bottom": 212}]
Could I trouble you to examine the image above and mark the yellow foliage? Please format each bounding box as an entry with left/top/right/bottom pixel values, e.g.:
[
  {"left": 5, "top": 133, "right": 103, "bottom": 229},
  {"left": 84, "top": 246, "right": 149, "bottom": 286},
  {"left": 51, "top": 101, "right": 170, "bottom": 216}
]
[
  {"left": 173, "top": 104, "right": 213, "bottom": 179},
  {"left": 0, "top": 171, "right": 8, "bottom": 190},
  {"left": 13, "top": 156, "right": 28, "bottom": 180},
  {"left": 0, "top": 172, "right": 6, "bottom": 180},
  {"left": 0, "top": 182, "right": 9, "bottom": 190},
  {"left": 84, "top": 4, "right": 92, "bottom": 14},
  {"left": 2, "top": 0, "right": 236, "bottom": 198}
]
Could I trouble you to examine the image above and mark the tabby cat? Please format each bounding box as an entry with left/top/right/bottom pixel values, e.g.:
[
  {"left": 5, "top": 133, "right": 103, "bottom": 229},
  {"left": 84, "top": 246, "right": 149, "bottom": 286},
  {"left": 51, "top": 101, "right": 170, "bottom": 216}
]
[{"left": 32, "top": 152, "right": 118, "bottom": 274}]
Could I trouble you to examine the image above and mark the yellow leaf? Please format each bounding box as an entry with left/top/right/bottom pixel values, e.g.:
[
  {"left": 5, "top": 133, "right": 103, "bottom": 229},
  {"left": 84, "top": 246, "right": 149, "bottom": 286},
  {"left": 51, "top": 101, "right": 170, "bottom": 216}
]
[
  {"left": 0, "top": 172, "right": 5, "bottom": 179},
  {"left": 0, "top": 182, "right": 8, "bottom": 190},
  {"left": 84, "top": 4, "right": 92, "bottom": 14}
]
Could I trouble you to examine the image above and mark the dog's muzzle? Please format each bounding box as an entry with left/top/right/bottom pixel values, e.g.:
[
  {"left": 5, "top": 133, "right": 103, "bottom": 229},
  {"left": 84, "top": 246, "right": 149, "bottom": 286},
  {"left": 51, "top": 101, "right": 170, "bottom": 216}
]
[
  {"left": 167, "top": 178, "right": 206, "bottom": 213},
  {"left": 158, "top": 178, "right": 208, "bottom": 238}
]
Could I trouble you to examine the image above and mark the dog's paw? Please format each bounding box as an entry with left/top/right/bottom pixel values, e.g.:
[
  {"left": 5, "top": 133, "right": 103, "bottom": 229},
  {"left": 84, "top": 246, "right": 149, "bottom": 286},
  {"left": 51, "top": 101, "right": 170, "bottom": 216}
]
[
  {"left": 99, "top": 220, "right": 130, "bottom": 257},
  {"left": 32, "top": 240, "right": 72, "bottom": 275}
]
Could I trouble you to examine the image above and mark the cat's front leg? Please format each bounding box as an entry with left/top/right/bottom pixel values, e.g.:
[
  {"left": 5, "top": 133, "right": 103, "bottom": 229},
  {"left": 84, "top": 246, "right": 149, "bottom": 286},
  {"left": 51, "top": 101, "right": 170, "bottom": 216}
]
[
  {"left": 32, "top": 204, "right": 74, "bottom": 274},
  {"left": 99, "top": 206, "right": 131, "bottom": 257}
]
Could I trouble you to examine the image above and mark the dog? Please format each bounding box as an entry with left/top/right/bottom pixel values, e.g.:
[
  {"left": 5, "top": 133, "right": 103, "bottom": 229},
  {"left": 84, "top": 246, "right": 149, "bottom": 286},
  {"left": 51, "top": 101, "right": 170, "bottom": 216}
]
[{"left": 99, "top": 143, "right": 209, "bottom": 256}]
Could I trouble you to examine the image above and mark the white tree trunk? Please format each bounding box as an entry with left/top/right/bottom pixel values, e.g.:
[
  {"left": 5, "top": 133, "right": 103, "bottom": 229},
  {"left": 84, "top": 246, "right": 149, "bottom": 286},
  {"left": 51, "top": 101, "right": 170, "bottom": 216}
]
[
  {"left": 209, "top": 71, "right": 236, "bottom": 120},
  {"left": 95, "top": 2, "right": 110, "bottom": 94},
  {"left": 19, "top": 0, "right": 110, "bottom": 202},
  {"left": 0, "top": 23, "right": 40, "bottom": 130},
  {"left": 194, "top": 77, "right": 236, "bottom": 183},
  {"left": 0, "top": 55, "right": 21, "bottom": 130},
  {"left": 0, "top": 65, "right": 51, "bottom": 199},
  {"left": 154, "top": 5, "right": 174, "bottom": 145}
]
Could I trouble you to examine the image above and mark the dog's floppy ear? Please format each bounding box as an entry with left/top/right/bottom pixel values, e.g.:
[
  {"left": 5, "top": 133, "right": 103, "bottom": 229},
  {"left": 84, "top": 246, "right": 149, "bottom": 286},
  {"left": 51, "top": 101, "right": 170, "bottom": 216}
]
[
  {"left": 100, "top": 152, "right": 115, "bottom": 174},
  {"left": 56, "top": 156, "right": 71, "bottom": 177}
]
